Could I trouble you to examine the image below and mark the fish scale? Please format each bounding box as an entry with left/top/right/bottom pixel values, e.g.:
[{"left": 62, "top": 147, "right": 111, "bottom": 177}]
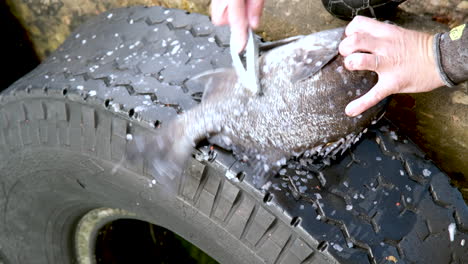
[{"left": 130, "top": 27, "right": 387, "bottom": 186}]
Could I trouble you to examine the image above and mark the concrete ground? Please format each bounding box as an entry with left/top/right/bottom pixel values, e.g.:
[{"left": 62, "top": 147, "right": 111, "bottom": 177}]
[{"left": 5, "top": 0, "right": 468, "bottom": 199}]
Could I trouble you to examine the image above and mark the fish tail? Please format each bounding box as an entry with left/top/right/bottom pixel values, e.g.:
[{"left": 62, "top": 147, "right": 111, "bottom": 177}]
[{"left": 126, "top": 117, "right": 195, "bottom": 193}]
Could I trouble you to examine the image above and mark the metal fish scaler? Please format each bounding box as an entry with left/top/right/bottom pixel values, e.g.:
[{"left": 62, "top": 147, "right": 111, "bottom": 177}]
[{"left": 129, "top": 27, "right": 387, "bottom": 187}]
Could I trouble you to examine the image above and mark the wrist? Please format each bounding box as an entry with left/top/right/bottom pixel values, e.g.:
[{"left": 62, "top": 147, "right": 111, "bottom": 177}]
[{"left": 424, "top": 34, "right": 445, "bottom": 89}]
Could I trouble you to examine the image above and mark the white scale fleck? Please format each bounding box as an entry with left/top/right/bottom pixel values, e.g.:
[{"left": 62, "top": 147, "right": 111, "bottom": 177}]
[
  {"left": 134, "top": 106, "right": 145, "bottom": 112},
  {"left": 422, "top": 169, "right": 432, "bottom": 177},
  {"left": 164, "top": 10, "right": 170, "bottom": 14},
  {"left": 261, "top": 181, "right": 272, "bottom": 190},
  {"left": 153, "top": 27, "right": 159, "bottom": 32},
  {"left": 77, "top": 85, "right": 84, "bottom": 90},
  {"left": 166, "top": 18, "right": 174, "bottom": 22},
  {"left": 75, "top": 33, "right": 80, "bottom": 39},
  {"left": 152, "top": 179, "right": 156, "bottom": 184},
  {"left": 376, "top": 156, "right": 382, "bottom": 161},
  {"left": 406, "top": 197, "right": 412, "bottom": 203},
  {"left": 81, "top": 39, "right": 87, "bottom": 45},
  {"left": 462, "top": 239, "right": 466, "bottom": 246},
  {"left": 333, "top": 244, "right": 343, "bottom": 252},
  {"left": 171, "top": 45, "right": 181, "bottom": 55},
  {"left": 126, "top": 134, "right": 133, "bottom": 141},
  {"left": 400, "top": 170, "right": 405, "bottom": 176},
  {"left": 346, "top": 205, "right": 353, "bottom": 211},
  {"left": 114, "top": 33, "right": 119, "bottom": 37},
  {"left": 106, "top": 51, "right": 114, "bottom": 56},
  {"left": 44, "top": 75, "right": 49, "bottom": 79},
  {"left": 315, "top": 61, "right": 323, "bottom": 67},
  {"left": 300, "top": 204, "right": 304, "bottom": 210},
  {"left": 343, "top": 181, "right": 349, "bottom": 187},
  {"left": 448, "top": 223, "right": 456, "bottom": 242},
  {"left": 92, "top": 35, "right": 96, "bottom": 39},
  {"left": 88, "top": 90, "right": 97, "bottom": 96},
  {"left": 107, "top": 13, "right": 113, "bottom": 19},
  {"left": 129, "top": 19, "right": 134, "bottom": 24},
  {"left": 208, "top": 37, "right": 215, "bottom": 43}
]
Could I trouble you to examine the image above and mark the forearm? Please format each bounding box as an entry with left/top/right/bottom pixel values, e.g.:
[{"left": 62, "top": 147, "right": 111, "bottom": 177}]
[{"left": 433, "top": 24, "right": 468, "bottom": 87}]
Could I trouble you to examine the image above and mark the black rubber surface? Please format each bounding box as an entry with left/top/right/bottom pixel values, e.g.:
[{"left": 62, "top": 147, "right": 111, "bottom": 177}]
[
  {"left": 321, "top": 0, "right": 407, "bottom": 20},
  {"left": 0, "top": 6, "right": 467, "bottom": 264}
]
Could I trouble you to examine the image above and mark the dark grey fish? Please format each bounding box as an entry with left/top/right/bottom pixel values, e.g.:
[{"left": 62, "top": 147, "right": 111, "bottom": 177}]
[{"left": 130, "top": 27, "right": 386, "bottom": 187}]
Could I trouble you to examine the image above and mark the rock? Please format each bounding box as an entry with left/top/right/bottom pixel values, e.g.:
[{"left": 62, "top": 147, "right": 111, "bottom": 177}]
[{"left": 457, "top": 1, "right": 468, "bottom": 9}]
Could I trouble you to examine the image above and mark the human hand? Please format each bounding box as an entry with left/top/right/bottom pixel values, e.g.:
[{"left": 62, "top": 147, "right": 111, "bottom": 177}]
[
  {"left": 339, "top": 16, "right": 445, "bottom": 117},
  {"left": 211, "top": 0, "right": 265, "bottom": 53}
]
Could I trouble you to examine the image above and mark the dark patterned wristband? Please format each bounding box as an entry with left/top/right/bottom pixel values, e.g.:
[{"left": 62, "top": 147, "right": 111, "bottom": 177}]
[{"left": 433, "top": 33, "right": 456, "bottom": 87}]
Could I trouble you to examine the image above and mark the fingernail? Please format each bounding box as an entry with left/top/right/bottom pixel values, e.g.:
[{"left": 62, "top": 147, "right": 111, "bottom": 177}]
[
  {"left": 344, "top": 56, "right": 354, "bottom": 70},
  {"left": 345, "top": 102, "right": 357, "bottom": 117},
  {"left": 250, "top": 16, "right": 259, "bottom": 28}
]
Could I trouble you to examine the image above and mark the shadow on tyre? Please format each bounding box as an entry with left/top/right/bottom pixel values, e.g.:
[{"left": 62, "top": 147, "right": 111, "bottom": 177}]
[{"left": 95, "top": 219, "right": 218, "bottom": 264}]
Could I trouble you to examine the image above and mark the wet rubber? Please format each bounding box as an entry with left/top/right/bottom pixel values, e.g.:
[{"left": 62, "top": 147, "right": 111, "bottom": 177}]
[{"left": 0, "top": 6, "right": 467, "bottom": 264}]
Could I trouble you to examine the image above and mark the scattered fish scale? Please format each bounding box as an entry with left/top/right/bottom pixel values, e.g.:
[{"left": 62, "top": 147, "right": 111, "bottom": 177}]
[
  {"left": 191, "top": 19, "right": 215, "bottom": 36},
  {"left": 7, "top": 6, "right": 465, "bottom": 264}
]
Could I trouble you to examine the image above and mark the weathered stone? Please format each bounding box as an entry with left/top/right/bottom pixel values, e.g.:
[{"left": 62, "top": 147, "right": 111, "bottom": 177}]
[
  {"left": 401, "top": 0, "right": 467, "bottom": 27},
  {"left": 457, "top": 1, "right": 468, "bottom": 10}
]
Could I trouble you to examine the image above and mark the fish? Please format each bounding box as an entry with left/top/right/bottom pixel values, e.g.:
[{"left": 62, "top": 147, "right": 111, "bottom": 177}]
[{"left": 128, "top": 27, "right": 387, "bottom": 188}]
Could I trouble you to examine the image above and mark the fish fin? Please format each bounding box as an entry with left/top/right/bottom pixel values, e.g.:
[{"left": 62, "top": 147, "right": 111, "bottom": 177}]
[
  {"left": 290, "top": 27, "right": 345, "bottom": 83},
  {"left": 258, "top": 35, "right": 305, "bottom": 52},
  {"left": 290, "top": 49, "right": 338, "bottom": 83},
  {"left": 189, "top": 68, "right": 239, "bottom": 102}
]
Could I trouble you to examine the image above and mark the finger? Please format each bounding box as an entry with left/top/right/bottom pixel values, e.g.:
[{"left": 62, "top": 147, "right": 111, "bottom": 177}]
[
  {"left": 345, "top": 82, "right": 390, "bottom": 117},
  {"left": 246, "top": 0, "right": 264, "bottom": 28},
  {"left": 211, "top": 0, "right": 229, "bottom": 25},
  {"left": 345, "top": 15, "right": 390, "bottom": 37},
  {"left": 344, "top": 53, "right": 380, "bottom": 72},
  {"left": 229, "top": 0, "right": 249, "bottom": 53},
  {"left": 339, "top": 32, "right": 378, "bottom": 56}
]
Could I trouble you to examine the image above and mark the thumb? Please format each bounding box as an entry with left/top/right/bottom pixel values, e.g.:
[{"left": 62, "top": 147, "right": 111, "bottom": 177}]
[{"left": 345, "top": 81, "right": 390, "bottom": 117}]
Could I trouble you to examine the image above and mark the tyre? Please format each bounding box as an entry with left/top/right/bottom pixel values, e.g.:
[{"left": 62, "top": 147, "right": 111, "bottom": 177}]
[
  {"left": 0, "top": 5, "right": 467, "bottom": 264},
  {"left": 321, "top": 0, "right": 407, "bottom": 20}
]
